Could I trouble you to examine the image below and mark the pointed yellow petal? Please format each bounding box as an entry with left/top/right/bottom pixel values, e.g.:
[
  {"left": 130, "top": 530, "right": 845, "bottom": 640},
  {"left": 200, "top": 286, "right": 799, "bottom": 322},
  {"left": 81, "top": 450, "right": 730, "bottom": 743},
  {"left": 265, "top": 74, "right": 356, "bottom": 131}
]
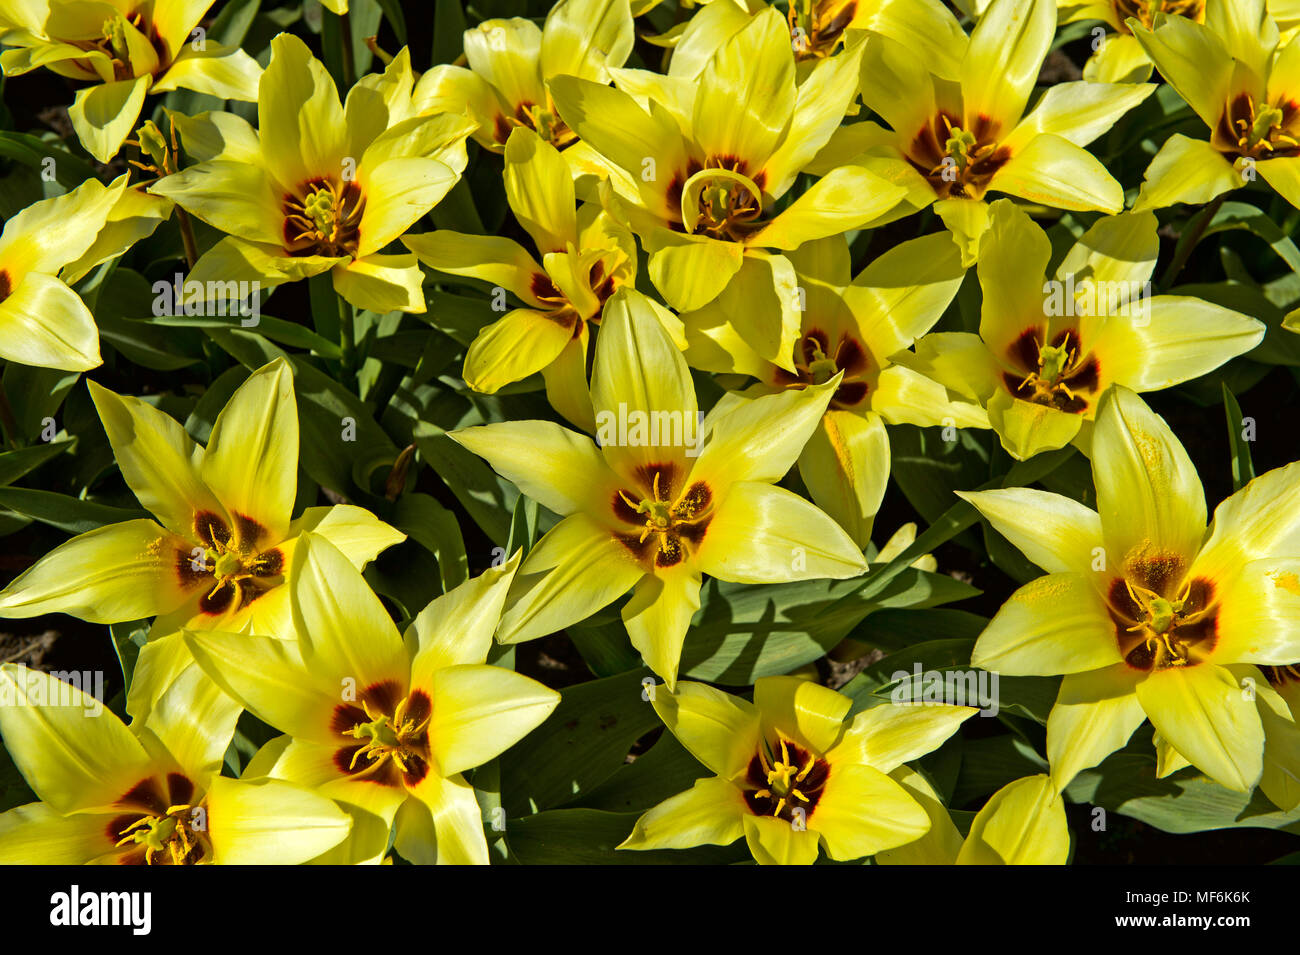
[
  {"left": 290, "top": 533, "right": 410, "bottom": 693},
  {"left": 68, "top": 75, "right": 150, "bottom": 163},
  {"left": 754, "top": 675, "right": 850, "bottom": 754},
  {"left": 651, "top": 680, "right": 760, "bottom": 780},
  {"left": 331, "top": 253, "right": 427, "bottom": 313},
  {"left": 200, "top": 358, "right": 297, "bottom": 543},
  {"left": 258, "top": 33, "right": 348, "bottom": 189},
  {"left": 619, "top": 775, "right": 746, "bottom": 851},
  {"left": 408, "top": 554, "right": 521, "bottom": 677},
  {"left": 960, "top": 0, "right": 1054, "bottom": 129},
  {"left": 206, "top": 775, "right": 352, "bottom": 864},
  {"left": 695, "top": 481, "right": 867, "bottom": 584},
  {"left": 402, "top": 770, "right": 490, "bottom": 864},
  {"left": 464, "top": 308, "right": 576, "bottom": 394},
  {"left": 88, "top": 380, "right": 226, "bottom": 538},
  {"left": 1135, "top": 663, "right": 1263, "bottom": 791},
  {"left": 829, "top": 702, "right": 976, "bottom": 774},
  {"left": 1132, "top": 133, "right": 1242, "bottom": 212},
  {"left": 692, "top": 380, "right": 835, "bottom": 489},
  {"left": 0, "top": 802, "right": 116, "bottom": 864},
  {"left": 504, "top": 126, "right": 577, "bottom": 254},
  {"left": 451, "top": 420, "right": 614, "bottom": 517},
  {"left": 0, "top": 665, "right": 151, "bottom": 813},
  {"left": 0, "top": 272, "right": 100, "bottom": 371},
  {"left": 590, "top": 287, "right": 697, "bottom": 476},
  {"left": 1091, "top": 386, "right": 1206, "bottom": 574},
  {"left": 498, "top": 513, "right": 645, "bottom": 643},
  {"left": 990, "top": 133, "right": 1124, "bottom": 212},
  {"left": 972, "top": 572, "right": 1122, "bottom": 675},
  {"left": 1047, "top": 664, "right": 1146, "bottom": 789},
  {"left": 958, "top": 488, "right": 1104, "bottom": 577},
  {"left": 742, "top": 811, "right": 821, "bottom": 864},
  {"left": 622, "top": 563, "right": 701, "bottom": 690},
  {"left": 813, "top": 762, "right": 930, "bottom": 861},
  {"left": 425, "top": 664, "right": 559, "bottom": 776},
  {"left": 956, "top": 774, "right": 1069, "bottom": 864},
  {"left": 797, "top": 408, "right": 890, "bottom": 549}
]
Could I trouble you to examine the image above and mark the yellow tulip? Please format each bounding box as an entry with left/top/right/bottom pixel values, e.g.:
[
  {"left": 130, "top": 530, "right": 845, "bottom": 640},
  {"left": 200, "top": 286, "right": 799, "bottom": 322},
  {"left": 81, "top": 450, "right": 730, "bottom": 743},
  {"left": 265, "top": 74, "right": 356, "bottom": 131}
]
[
  {"left": 412, "top": 0, "right": 634, "bottom": 152},
  {"left": 150, "top": 34, "right": 475, "bottom": 314},
  {"left": 620, "top": 676, "right": 975, "bottom": 864},
  {"left": 689, "top": 231, "right": 984, "bottom": 546},
  {"left": 0, "top": 0, "right": 262, "bottom": 162},
  {"left": 404, "top": 126, "right": 636, "bottom": 429},
  {"left": 0, "top": 174, "right": 164, "bottom": 370},
  {"left": 450, "top": 287, "right": 868, "bottom": 689},
  {"left": 0, "top": 358, "right": 404, "bottom": 640},
  {"left": 827, "top": 0, "right": 1153, "bottom": 262},
  {"left": 548, "top": 8, "right": 907, "bottom": 367},
  {"left": 0, "top": 662, "right": 351, "bottom": 864},
  {"left": 962, "top": 386, "right": 1300, "bottom": 794},
  {"left": 1131, "top": 0, "right": 1300, "bottom": 211},
  {"left": 897, "top": 200, "right": 1264, "bottom": 460},
  {"left": 184, "top": 535, "right": 560, "bottom": 865}
]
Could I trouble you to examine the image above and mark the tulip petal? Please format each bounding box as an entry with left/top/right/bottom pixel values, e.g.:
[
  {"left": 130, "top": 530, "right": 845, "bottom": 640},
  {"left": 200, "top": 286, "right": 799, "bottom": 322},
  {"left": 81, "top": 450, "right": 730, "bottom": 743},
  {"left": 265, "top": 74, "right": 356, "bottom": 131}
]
[
  {"left": 619, "top": 776, "right": 746, "bottom": 851},
  {"left": 1135, "top": 663, "right": 1263, "bottom": 792},
  {"left": 695, "top": 481, "right": 867, "bottom": 585},
  {"left": 972, "top": 572, "right": 1122, "bottom": 676},
  {"left": 1046, "top": 664, "right": 1146, "bottom": 789}
]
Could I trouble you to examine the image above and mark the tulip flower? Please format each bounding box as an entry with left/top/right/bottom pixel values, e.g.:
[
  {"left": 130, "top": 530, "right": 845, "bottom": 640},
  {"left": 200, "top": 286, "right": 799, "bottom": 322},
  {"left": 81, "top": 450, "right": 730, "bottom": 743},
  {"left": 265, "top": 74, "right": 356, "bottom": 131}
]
[
  {"left": 404, "top": 126, "right": 635, "bottom": 429},
  {"left": 548, "top": 8, "right": 907, "bottom": 369},
  {"left": 688, "top": 231, "right": 984, "bottom": 546},
  {"left": 897, "top": 201, "right": 1264, "bottom": 460},
  {"left": 151, "top": 35, "right": 475, "bottom": 314},
  {"left": 837, "top": 0, "right": 1152, "bottom": 262},
  {"left": 1130, "top": 0, "right": 1300, "bottom": 211},
  {"left": 184, "top": 534, "right": 560, "bottom": 865},
  {"left": 961, "top": 386, "right": 1300, "bottom": 793},
  {"left": 1258, "top": 665, "right": 1300, "bottom": 810},
  {"left": 451, "top": 287, "right": 868, "bottom": 689},
  {"left": 0, "top": 358, "right": 404, "bottom": 640},
  {"left": 1057, "top": 0, "right": 1204, "bottom": 83},
  {"left": 412, "top": 0, "right": 634, "bottom": 152},
  {"left": 619, "top": 676, "right": 975, "bottom": 864},
  {"left": 0, "top": 0, "right": 261, "bottom": 162},
  {"left": 0, "top": 663, "right": 351, "bottom": 864},
  {"left": 0, "top": 174, "right": 168, "bottom": 371},
  {"left": 877, "top": 772, "right": 1070, "bottom": 864}
]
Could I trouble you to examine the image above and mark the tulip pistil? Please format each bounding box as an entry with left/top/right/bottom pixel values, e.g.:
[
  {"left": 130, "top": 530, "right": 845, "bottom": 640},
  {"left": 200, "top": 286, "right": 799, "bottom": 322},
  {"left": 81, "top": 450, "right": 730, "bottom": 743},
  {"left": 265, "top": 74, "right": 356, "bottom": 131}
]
[
  {"left": 1107, "top": 571, "right": 1219, "bottom": 671},
  {"left": 284, "top": 177, "right": 365, "bottom": 257},
  {"left": 1112, "top": 0, "right": 1205, "bottom": 34},
  {"left": 613, "top": 466, "right": 713, "bottom": 569},
  {"left": 178, "top": 510, "right": 285, "bottom": 616},
  {"left": 334, "top": 685, "right": 432, "bottom": 787},
  {"left": 743, "top": 736, "right": 830, "bottom": 822}
]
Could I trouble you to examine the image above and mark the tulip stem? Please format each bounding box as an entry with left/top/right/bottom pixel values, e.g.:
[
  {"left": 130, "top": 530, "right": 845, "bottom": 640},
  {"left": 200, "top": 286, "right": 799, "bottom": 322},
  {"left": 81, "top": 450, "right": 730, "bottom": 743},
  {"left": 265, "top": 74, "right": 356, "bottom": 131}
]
[
  {"left": 0, "top": 378, "right": 19, "bottom": 448},
  {"left": 1159, "top": 194, "right": 1225, "bottom": 291},
  {"left": 339, "top": 11, "right": 356, "bottom": 90},
  {"left": 176, "top": 208, "right": 199, "bottom": 271},
  {"left": 339, "top": 295, "right": 358, "bottom": 390}
]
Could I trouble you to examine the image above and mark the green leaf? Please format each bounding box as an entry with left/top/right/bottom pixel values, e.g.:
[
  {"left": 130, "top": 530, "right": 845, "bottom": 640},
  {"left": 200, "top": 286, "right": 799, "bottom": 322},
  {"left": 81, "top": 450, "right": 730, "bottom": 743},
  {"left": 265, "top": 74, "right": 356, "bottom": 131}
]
[
  {"left": 507, "top": 807, "right": 749, "bottom": 864},
  {"left": 0, "top": 488, "right": 147, "bottom": 534},
  {"left": 392, "top": 492, "right": 469, "bottom": 592},
  {"left": 1221, "top": 381, "right": 1256, "bottom": 492},
  {"left": 500, "top": 670, "right": 659, "bottom": 816},
  {"left": 0, "top": 441, "right": 72, "bottom": 487}
]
